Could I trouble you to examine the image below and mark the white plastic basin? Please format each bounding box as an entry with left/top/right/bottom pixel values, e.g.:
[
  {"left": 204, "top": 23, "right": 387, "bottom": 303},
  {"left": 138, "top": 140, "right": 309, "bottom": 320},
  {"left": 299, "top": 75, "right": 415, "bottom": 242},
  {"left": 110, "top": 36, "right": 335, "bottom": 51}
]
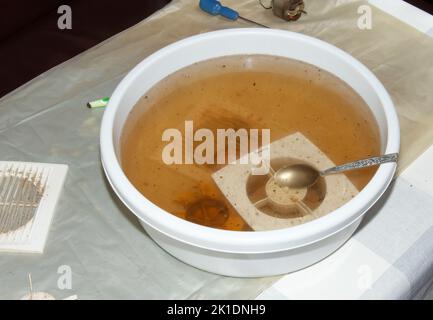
[{"left": 100, "top": 29, "right": 400, "bottom": 277}]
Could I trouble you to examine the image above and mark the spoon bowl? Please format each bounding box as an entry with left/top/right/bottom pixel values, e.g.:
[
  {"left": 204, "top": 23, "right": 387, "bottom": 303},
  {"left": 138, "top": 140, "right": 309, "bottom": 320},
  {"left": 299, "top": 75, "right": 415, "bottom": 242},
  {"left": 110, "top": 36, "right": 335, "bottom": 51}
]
[
  {"left": 274, "top": 163, "right": 320, "bottom": 189},
  {"left": 274, "top": 153, "right": 399, "bottom": 189}
]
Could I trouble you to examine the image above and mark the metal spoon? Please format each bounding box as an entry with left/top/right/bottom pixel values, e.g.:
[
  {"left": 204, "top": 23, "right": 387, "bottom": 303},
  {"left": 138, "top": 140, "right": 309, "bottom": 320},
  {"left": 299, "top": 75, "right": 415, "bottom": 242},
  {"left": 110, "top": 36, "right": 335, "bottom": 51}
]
[{"left": 274, "top": 153, "right": 398, "bottom": 189}]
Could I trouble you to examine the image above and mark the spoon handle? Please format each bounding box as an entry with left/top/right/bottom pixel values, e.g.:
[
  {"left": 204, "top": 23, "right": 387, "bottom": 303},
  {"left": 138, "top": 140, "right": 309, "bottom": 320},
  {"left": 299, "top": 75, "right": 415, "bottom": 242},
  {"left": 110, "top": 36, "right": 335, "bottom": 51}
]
[{"left": 321, "top": 153, "right": 399, "bottom": 176}]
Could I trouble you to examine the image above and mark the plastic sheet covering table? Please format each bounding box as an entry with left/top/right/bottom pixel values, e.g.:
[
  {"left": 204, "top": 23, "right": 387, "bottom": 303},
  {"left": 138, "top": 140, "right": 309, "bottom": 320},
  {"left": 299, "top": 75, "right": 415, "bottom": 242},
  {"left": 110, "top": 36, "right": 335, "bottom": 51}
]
[{"left": 1, "top": 0, "right": 433, "bottom": 299}]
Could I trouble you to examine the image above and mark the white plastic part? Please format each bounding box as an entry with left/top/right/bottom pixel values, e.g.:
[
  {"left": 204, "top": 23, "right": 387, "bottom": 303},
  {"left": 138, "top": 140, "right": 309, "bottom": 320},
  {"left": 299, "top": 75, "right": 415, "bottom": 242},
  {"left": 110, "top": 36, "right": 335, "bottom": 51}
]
[
  {"left": 100, "top": 29, "right": 400, "bottom": 276},
  {"left": 0, "top": 161, "right": 68, "bottom": 253}
]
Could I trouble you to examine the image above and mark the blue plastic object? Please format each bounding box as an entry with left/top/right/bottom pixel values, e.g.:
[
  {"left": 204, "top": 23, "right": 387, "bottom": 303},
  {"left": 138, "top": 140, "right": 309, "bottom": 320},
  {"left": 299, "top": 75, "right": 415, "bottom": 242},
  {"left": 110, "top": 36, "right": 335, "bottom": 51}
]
[{"left": 199, "top": 0, "right": 239, "bottom": 21}]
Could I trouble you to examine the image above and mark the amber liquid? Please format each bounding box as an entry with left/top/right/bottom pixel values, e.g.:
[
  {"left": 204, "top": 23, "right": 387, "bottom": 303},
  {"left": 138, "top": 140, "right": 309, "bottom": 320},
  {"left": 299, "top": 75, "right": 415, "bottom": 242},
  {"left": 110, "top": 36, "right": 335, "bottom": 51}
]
[{"left": 121, "top": 55, "right": 381, "bottom": 231}]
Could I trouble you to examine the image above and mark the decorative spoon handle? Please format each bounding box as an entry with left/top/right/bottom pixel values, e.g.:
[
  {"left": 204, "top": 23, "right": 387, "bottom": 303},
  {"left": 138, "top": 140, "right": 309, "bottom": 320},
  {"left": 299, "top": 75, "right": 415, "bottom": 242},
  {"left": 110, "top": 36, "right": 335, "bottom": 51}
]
[{"left": 321, "top": 153, "right": 399, "bottom": 176}]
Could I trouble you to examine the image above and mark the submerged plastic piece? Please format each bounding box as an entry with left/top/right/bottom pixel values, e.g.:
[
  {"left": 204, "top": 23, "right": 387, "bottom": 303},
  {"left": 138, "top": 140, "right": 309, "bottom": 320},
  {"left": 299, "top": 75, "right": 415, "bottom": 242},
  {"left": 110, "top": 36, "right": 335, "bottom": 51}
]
[{"left": 212, "top": 132, "right": 359, "bottom": 230}]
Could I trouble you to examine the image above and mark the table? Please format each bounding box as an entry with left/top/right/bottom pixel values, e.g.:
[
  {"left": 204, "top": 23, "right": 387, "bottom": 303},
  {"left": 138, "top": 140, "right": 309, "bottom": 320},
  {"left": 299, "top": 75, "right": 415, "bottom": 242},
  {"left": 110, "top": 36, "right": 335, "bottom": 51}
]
[{"left": 1, "top": 0, "right": 433, "bottom": 299}]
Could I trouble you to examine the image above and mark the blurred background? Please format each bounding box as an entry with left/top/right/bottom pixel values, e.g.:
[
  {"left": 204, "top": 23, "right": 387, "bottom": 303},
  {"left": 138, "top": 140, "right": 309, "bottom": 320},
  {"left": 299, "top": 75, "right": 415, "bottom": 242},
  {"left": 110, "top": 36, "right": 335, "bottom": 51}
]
[{"left": 0, "top": 0, "right": 171, "bottom": 98}]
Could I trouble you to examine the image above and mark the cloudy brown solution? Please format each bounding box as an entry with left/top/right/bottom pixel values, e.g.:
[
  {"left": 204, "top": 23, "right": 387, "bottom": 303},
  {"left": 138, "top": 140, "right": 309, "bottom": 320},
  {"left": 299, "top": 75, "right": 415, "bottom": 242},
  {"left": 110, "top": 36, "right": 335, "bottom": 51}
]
[{"left": 121, "top": 55, "right": 381, "bottom": 231}]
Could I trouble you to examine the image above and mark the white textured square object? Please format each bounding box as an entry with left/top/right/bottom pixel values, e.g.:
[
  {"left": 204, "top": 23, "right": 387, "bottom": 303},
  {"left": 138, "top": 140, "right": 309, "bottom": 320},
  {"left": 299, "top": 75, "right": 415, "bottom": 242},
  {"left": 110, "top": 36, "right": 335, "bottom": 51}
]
[
  {"left": 0, "top": 161, "right": 68, "bottom": 253},
  {"left": 211, "top": 132, "right": 359, "bottom": 231}
]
